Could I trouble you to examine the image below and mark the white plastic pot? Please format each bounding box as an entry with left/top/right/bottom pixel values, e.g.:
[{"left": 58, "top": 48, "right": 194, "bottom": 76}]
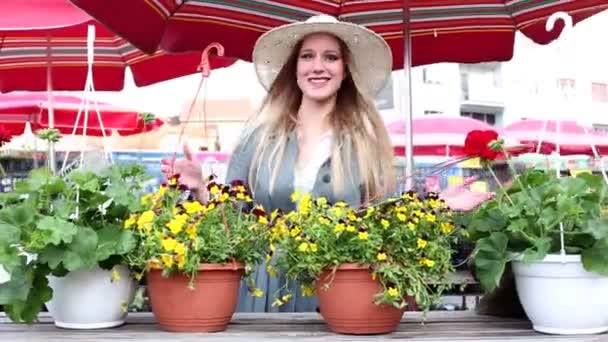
[
  {"left": 46, "top": 265, "right": 135, "bottom": 329},
  {"left": 512, "top": 254, "right": 608, "bottom": 335}
]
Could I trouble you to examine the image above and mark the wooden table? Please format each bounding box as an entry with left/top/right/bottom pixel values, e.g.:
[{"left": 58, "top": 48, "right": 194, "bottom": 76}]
[{"left": 2, "top": 311, "right": 607, "bottom": 341}]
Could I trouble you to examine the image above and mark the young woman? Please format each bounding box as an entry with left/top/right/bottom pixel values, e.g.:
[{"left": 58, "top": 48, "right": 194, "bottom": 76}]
[{"left": 162, "top": 15, "right": 493, "bottom": 311}]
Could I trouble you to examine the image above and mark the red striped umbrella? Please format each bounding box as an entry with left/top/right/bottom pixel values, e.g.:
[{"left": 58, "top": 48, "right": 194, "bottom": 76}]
[
  {"left": 0, "top": 92, "right": 164, "bottom": 137},
  {"left": 68, "top": 0, "right": 607, "bottom": 68},
  {"left": 504, "top": 119, "right": 608, "bottom": 156},
  {"left": 0, "top": 0, "right": 236, "bottom": 92}
]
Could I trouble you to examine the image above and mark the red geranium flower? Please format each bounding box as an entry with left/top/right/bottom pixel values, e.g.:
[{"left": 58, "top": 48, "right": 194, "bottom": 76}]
[
  {"left": 0, "top": 126, "right": 13, "bottom": 147},
  {"left": 464, "top": 130, "right": 500, "bottom": 160}
]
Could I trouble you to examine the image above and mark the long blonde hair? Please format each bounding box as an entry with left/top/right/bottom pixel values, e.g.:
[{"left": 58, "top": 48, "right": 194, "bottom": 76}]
[{"left": 242, "top": 34, "right": 395, "bottom": 203}]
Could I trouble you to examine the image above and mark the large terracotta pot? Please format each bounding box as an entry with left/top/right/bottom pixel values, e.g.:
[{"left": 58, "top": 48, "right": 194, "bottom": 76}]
[
  {"left": 147, "top": 262, "right": 244, "bottom": 332},
  {"left": 315, "top": 263, "right": 405, "bottom": 335}
]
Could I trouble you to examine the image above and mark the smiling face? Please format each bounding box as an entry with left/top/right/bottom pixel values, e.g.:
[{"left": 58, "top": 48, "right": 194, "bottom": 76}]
[{"left": 295, "top": 33, "right": 346, "bottom": 104}]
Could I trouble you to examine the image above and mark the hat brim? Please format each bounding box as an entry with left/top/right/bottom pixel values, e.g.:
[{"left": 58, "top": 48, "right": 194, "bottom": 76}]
[{"left": 252, "top": 20, "right": 393, "bottom": 98}]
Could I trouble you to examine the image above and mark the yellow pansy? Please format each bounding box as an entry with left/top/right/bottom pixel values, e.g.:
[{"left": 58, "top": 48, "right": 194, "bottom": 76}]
[
  {"left": 380, "top": 219, "right": 390, "bottom": 229},
  {"left": 290, "top": 190, "right": 302, "bottom": 202},
  {"left": 330, "top": 207, "right": 344, "bottom": 218},
  {"left": 266, "top": 265, "right": 278, "bottom": 277},
  {"left": 166, "top": 218, "right": 185, "bottom": 235},
  {"left": 309, "top": 243, "right": 318, "bottom": 252},
  {"left": 441, "top": 222, "right": 454, "bottom": 234},
  {"left": 174, "top": 242, "right": 187, "bottom": 256},
  {"left": 397, "top": 213, "right": 407, "bottom": 222},
  {"left": 272, "top": 299, "right": 284, "bottom": 307},
  {"left": 387, "top": 287, "right": 399, "bottom": 297},
  {"left": 258, "top": 216, "right": 269, "bottom": 225},
  {"left": 301, "top": 285, "right": 315, "bottom": 297},
  {"left": 110, "top": 268, "right": 121, "bottom": 282},
  {"left": 236, "top": 192, "right": 246, "bottom": 200},
  {"left": 318, "top": 216, "right": 331, "bottom": 225},
  {"left": 186, "top": 225, "right": 197, "bottom": 240},
  {"left": 161, "top": 254, "right": 174, "bottom": 268},
  {"left": 346, "top": 225, "right": 356, "bottom": 232},
  {"left": 123, "top": 215, "right": 137, "bottom": 229},
  {"left": 418, "top": 258, "right": 435, "bottom": 268},
  {"left": 219, "top": 192, "right": 230, "bottom": 202},
  {"left": 334, "top": 223, "right": 345, "bottom": 233},
  {"left": 316, "top": 197, "right": 328, "bottom": 206},
  {"left": 175, "top": 254, "right": 186, "bottom": 269},
  {"left": 298, "top": 242, "right": 309, "bottom": 252},
  {"left": 377, "top": 252, "right": 387, "bottom": 261},
  {"left": 252, "top": 289, "right": 264, "bottom": 297},
  {"left": 425, "top": 213, "right": 436, "bottom": 223},
  {"left": 137, "top": 210, "right": 155, "bottom": 229},
  {"left": 161, "top": 237, "right": 178, "bottom": 251},
  {"left": 358, "top": 232, "right": 369, "bottom": 240},
  {"left": 290, "top": 227, "right": 301, "bottom": 237},
  {"left": 183, "top": 201, "right": 204, "bottom": 214},
  {"left": 407, "top": 222, "right": 417, "bottom": 230},
  {"left": 299, "top": 193, "right": 312, "bottom": 214},
  {"left": 417, "top": 238, "right": 427, "bottom": 249},
  {"left": 209, "top": 185, "right": 221, "bottom": 195},
  {"left": 365, "top": 206, "right": 375, "bottom": 218},
  {"left": 140, "top": 193, "right": 153, "bottom": 206},
  {"left": 281, "top": 294, "right": 292, "bottom": 302}
]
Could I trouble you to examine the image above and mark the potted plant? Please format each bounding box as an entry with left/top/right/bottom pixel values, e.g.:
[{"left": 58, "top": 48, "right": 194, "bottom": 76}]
[
  {"left": 124, "top": 176, "right": 269, "bottom": 332},
  {"left": 465, "top": 130, "right": 608, "bottom": 334},
  {"left": 266, "top": 191, "right": 460, "bottom": 335},
  {"left": 0, "top": 163, "right": 149, "bottom": 328}
]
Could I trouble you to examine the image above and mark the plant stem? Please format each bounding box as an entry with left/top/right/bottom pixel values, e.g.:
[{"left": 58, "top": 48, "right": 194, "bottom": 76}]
[{"left": 487, "top": 165, "right": 514, "bottom": 206}]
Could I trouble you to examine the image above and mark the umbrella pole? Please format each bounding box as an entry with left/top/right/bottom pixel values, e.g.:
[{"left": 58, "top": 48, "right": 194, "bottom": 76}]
[
  {"left": 46, "top": 39, "right": 57, "bottom": 175},
  {"left": 401, "top": 0, "right": 414, "bottom": 191}
]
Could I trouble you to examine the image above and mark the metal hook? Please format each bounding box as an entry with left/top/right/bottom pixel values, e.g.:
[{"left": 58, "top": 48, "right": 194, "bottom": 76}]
[
  {"left": 546, "top": 11, "right": 573, "bottom": 38},
  {"left": 198, "top": 42, "right": 225, "bottom": 78}
]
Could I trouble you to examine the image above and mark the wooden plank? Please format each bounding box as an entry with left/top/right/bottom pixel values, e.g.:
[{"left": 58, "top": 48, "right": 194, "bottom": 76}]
[{"left": 2, "top": 311, "right": 606, "bottom": 341}]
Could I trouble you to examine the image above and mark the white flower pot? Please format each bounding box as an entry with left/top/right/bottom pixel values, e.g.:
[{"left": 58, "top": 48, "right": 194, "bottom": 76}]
[
  {"left": 46, "top": 265, "right": 135, "bottom": 329},
  {"left": 512, "top": 254, "right": 608, "bottom": 335}
]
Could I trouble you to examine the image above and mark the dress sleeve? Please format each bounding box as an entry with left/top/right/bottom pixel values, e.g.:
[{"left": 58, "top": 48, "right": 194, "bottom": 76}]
[{"left": 224, "top": 133, "right": 258, "bottom": 186}]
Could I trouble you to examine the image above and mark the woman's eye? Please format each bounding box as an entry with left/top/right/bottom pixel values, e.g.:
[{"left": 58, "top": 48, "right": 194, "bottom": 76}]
[
  {"left": 325, "top": 54, "right": 339, "bottom": 62},
  {"left": 300, "top": 53, "right": 313, "bottom": 59}
]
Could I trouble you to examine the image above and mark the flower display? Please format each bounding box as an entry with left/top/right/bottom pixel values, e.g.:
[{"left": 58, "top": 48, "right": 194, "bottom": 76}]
[
  {"left": 124, "top": 175, "right": 269, "bottom": 294},
  {"left": 267, "top": 190, "right": 461, "bottom": 310}
]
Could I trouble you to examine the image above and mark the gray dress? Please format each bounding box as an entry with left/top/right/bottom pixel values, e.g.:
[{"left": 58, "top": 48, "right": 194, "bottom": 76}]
[{"left": 224, "top": 129, "right": 364, "bottom": 312}]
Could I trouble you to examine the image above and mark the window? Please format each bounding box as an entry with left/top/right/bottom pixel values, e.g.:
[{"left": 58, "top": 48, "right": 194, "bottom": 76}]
[
  {"left": 461, "top": 111, "right": 496, "bottom": 125},
  {"left": 557, "top": 78, "right": 576, "bottom": 99},
  {"left": 422, "top": 67, "right": 442, "bottom": 85},
  {"left": 424, "top": 110, "right": 443, "bottom": 115},
  {"left": 593, "top": 124, "right": 608, "bottom": 133},
  {"left": 375, "top": 77, "right": 394, "bottom": 110},
  {"left": 592, "top": 83, "right": 608, "bottom": 103}
]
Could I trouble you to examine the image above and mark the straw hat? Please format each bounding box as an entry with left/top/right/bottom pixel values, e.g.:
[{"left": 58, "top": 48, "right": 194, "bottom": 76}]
[{"left": 252, "top": 15, "right": 393, "bottom": 97}]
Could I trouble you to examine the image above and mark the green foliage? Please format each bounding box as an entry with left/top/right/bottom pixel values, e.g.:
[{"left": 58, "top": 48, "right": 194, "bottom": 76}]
[
  {"left": 0, "top": 163, "right": 150, "bottom": 323},
  {"left": 467, "top": 169, "right": 608, "bottom": 291}
]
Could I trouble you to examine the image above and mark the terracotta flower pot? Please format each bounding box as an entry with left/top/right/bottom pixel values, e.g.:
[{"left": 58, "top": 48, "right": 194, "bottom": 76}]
[
  {"left": 147, "top": 262, "right": 244, "bottom": 332},
  {"left": 315, "top": 263, "right": 406, "bottom": 335}
]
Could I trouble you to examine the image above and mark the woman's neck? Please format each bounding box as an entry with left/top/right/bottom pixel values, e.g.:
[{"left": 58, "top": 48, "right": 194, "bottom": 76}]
[{"left": 297, "top": 96, "right": 334, "bottom": 139}]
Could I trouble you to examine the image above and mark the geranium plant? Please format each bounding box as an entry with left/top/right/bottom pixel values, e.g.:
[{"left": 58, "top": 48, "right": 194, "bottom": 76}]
[
  {"left": 124, "top": 175, "right": 269, "bottom": 294},
  {"left": 464, "top": 130, "right": 608, "bottom": 291},
  {"left": 0, "top": 163, "right": 149, "bottom": 323},
  {"left": 266, "top": 191, "right": 461, "bottom": 310}
]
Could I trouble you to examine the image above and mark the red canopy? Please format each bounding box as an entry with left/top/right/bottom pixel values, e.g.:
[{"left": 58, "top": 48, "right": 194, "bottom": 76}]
[
  {"left": 68, "top": 0, "right": 607, "bottom": 68},
  {"left": 0, "top": 93, "right": 163, "bottom": 136},
  {"left": 504, "top": 119, "right": 608, "bottom": 156},
  {"left": 0, "top": 0, "right": 235, "bottom": 92}
]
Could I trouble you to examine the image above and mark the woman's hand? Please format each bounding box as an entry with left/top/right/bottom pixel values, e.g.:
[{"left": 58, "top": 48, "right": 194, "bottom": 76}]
[
  {"left": 160, "top": 144, "right": 208, "bottom": 201},
  {"left": 439, "top": 176, "right": 495, "bottom": 212}
]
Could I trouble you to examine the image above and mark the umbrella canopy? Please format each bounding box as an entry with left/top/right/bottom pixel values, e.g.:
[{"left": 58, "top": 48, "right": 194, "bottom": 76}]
[
  {"left": 389, "top": 115, "right": 498, "bottom": 156},
  {"left": 0, "top": 0, "right": 235, "bottom": 92},
  {"left": 0, "top": 92, "right": 163, "bottom": 136},
  {"left": 503, "top": 119, "right": 608, "bottom": 156},
  {"left": 68, "top": 0, "right": 607, "bottom": 68}
]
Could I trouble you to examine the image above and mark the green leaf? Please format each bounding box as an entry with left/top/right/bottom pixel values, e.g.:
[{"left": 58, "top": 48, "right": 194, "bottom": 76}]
[
  {"left": 69, "top": 171, "right": 100, "bottom": 192},
  {"left": 37, "top": 245, "right": 65, "bottom": 269},
  {"left": 0, "top": 221, "right": 20, "bottom": 247},
  {"left": 96, "top": 225, "right": 135, "bottom": 261},
  {"left": 0, "top": 263, "right": 32, "bottom": 304},
  {"left": 584, "top": 218, "right": 608, "bottom": 240},
  {"left": 521, "top": 237, "right": 551, "bottom": 263},
  {"left": 0, "top": 204, "right": 34, "bottom": 228},
  {"left": 35, "top": 216, "right": 79, "bottom": 246},
  {"left": 4, "top": 267, "right": 52, "bottom": 324},
  {"left": 582, "top": 238, "right": 608, "bottom": 276},
  {"left": 473, "top": 232, "right": 509, "bottom": 292},
  {"left": 63, "top": 227, "right": 99, "bottom": 272}
]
